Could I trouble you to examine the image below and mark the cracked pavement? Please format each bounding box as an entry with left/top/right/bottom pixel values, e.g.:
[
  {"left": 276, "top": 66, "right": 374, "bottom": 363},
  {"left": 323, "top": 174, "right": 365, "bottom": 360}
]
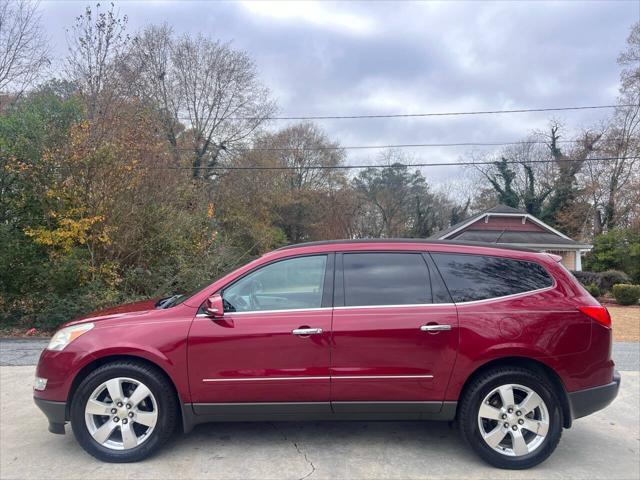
[
  {"left": 1, "top": 365, "right": 639, "bottom": 479},
  {"left": 270, "top": 423, "right": 316, "bottom": 480}
]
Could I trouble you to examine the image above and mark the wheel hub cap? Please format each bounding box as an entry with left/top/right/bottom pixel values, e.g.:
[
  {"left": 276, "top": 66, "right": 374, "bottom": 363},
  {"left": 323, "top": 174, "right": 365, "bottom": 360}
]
[
  {"left": 477, "top": 383, "right": 550, "bottom": 457},
  {"left": 84, "top": 377, "right": 158, "bottom": 451}
]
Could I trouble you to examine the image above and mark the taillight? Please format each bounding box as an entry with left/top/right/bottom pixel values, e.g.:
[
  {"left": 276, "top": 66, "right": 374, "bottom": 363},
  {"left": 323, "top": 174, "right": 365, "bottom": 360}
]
[{"left": 578, "top": 305, "right": 611, "bottom": 328}]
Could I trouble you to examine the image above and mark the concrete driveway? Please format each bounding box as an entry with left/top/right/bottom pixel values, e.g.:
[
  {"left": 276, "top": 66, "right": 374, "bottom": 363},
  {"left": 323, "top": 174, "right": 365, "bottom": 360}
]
[{"left": 0, "top": 365, "right": 638, "bottom": 480}]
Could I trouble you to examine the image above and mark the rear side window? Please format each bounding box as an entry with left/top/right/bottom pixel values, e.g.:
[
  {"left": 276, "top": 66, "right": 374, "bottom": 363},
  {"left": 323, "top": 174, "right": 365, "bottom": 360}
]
[
  {"left": 343, "top": 253, "right": 431, "bottom": 306},
  {"left": 431, "top": 253, "right": 553, "bottom": 303}
]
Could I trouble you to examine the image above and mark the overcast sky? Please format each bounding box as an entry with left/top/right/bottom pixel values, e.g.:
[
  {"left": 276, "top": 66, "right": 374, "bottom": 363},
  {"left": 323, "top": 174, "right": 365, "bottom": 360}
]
[{"left": 40, "top": 0, "right": 639, "bottom": 185}]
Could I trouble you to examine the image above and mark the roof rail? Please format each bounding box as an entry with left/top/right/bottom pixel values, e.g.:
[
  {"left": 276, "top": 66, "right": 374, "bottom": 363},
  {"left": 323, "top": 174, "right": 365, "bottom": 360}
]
[{"left": 274, "top": 238, "right": 538, "bottom": 253}]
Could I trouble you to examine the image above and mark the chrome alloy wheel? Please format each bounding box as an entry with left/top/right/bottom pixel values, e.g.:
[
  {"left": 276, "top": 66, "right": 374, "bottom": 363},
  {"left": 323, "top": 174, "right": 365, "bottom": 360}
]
[
  {"left": 477, "top": 383, "right": 550, "bottom": 457},
  {"left": 84, "top": 377, "right": 158, "bottom": 450}
]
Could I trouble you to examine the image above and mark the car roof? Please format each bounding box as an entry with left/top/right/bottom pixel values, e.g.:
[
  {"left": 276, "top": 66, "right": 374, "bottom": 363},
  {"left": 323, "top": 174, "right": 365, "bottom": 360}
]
[{"left": 274, "top": 238, "right": 538, "bottom": 254}]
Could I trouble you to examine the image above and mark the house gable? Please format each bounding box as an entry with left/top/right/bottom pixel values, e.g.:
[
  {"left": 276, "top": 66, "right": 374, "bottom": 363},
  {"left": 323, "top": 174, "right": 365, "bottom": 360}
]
[
  {"left": 461, "top": 215, "right": 546, "bottom": 233},
  {"left": 428, "top": 204, "right": 592, "bottom": 271},
  {"left": 429, "top": 205, "right": 590, "bottom": 248}
]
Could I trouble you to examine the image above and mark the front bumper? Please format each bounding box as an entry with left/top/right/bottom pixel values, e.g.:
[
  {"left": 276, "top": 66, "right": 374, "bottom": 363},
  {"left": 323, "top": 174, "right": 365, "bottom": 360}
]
[
  {"left": 569, "top": 370, "right": 621, "bottom": 420},
  {"left": 33, "top": 397, "right": 67, "bottom": 434}
]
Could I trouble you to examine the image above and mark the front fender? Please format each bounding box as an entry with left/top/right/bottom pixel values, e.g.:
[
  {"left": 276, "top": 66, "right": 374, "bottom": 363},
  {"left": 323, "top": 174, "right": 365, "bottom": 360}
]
[{"left": 34, "top": 319, "right": 192, "bottom": 404}]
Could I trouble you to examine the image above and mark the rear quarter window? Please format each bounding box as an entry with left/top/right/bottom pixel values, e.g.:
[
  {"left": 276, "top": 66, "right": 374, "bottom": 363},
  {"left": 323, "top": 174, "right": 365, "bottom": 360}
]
[{"left": 431, "top": 253, "right": 554, "bottom": 303}]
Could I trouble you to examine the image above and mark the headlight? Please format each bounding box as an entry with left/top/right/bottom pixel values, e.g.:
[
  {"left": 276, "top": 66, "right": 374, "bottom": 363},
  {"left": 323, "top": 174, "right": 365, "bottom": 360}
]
[{"left": 47, "top": 323, "right": 94, "bottom": 351}]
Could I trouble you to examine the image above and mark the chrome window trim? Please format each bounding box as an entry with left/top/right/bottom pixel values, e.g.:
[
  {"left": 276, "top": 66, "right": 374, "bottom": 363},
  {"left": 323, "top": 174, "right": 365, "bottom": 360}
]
[
  {"left": 230, "top": 307, "right": 332, "bottom": 316},
  {"left": 445, "top": 284, "right": 556, "bottom": 306},
  {"left": 333, "top": 303, "right": 455, "bottom": 310},
  {"left": 196, "top": 284, "right": 554, "bottom": 317}
]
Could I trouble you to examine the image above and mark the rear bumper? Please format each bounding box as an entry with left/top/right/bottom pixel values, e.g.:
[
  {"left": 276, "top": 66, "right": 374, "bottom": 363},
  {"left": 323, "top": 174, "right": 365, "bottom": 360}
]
[
  {"left": 569, "top": 370, "right": 621, "bottom": 420},
  {"left": 33, "top": 397, "right": 67, "bottom": 434}
]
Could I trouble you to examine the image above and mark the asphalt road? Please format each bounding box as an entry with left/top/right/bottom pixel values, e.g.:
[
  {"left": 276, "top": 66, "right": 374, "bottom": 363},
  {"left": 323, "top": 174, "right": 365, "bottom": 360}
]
[
  {"left": 1, "top": 338, "right": 639, "bottom": 370},
  {"left": 0, "top": 366, "right": 638, "bottom": 479}
]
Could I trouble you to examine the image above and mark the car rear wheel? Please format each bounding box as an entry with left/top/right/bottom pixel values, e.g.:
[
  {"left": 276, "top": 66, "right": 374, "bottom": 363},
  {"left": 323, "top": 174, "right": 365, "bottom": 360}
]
[
  {"left": 459, "top": 367, "right": 563, "bottom": 469},
  {"left": 70, "top": 360, "right": 178, "bottom": 462}
]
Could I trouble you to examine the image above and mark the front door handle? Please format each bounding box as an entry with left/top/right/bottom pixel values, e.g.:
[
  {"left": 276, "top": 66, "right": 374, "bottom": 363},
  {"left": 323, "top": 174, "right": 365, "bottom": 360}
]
[
  {"left": 292, "top": 327, "right": 323, "bottom": 336},
  {"left": 420, "top": 324, "right": 452, "bottom": 332}
]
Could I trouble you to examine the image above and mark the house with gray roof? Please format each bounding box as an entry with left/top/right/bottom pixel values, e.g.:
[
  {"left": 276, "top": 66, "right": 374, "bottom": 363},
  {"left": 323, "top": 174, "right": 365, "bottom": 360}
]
[{"left": 428, "top": 205, "right": 592, "bottom": 270}]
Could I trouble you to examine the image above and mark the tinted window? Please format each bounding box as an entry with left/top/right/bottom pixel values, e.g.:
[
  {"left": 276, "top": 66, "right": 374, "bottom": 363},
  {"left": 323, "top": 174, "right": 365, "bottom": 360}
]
[
  {"left": 343, "top": 253, "right": 431, "bottom": 306},
  {"left": 224, "top": 255, "right": 327, "bottom": 312},
  {"left": 431, "top": 253, "right": 553, "bottom": 302},
  {"left": 423, "top": 253, "right": 453, "bottom": 303}
]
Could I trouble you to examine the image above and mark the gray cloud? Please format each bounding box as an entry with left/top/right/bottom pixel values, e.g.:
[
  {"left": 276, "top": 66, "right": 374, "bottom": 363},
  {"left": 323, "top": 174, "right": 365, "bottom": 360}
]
[{"left": 40, "top": 0, "right": 636, "bottom": 184}]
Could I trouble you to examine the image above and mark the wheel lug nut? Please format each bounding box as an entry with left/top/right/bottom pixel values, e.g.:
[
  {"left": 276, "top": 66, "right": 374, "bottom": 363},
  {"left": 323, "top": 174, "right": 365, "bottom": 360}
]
[
  {"left": 516, "top": 410, "right": 522, "bottom": 416},
  {"left": 122, "top": 418, "right": 128, "bottom": 424},
  {"left": 512, "top": 425, "right": 518, "bottom": 431},
  {"left": 503, "top": 422, "right": 509, "bottom": 428},
  {"left": 501, "top": 414, "right": 507, "bottom": 419},
  {"left": 507, "top": 408, "right": 514, "bottom": 414},
  {"left": 126, "top": 404, "right": 131, "bottom": 409},
  {"left": 110, "top": 408, "right": 117, "bottom": 414},
  {"left": 128, "top": 412, "right": 134, "bottom": 418},
  {"left": 113, "top": 417, "right": 119, "bottom": 422},
  {"left": 518, "top": 419, "right": 524, "bottom": 425},
  {"left": 117, "top": 402, "right": 123, "bottom": 408}
]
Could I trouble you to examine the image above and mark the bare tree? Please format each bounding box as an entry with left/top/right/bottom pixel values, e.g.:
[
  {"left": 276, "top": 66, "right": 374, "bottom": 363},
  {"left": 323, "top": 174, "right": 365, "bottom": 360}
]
[
  {"left": 618, "top": 22, "right": 639, "bottom": 96},
  {"left": 255, "top": 122, "right": 344, "bottom": 191},
  {"left": 125, "top": 24, "right": 181, "bottom": 153},
  {"left": 130, "top": 27, "right": 276, "bottom": 176},
  {"left": 0, "top": 0, "right": 49, "bottom": 99},
  {"left": 582, "top": 22, "right": 640, "bottom": 234},
  {"left": 65, "top": 2, "right": 129, "bottom": 120}
]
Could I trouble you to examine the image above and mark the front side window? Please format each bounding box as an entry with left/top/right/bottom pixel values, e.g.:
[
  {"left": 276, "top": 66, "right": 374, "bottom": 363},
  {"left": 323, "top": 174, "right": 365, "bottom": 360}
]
[
  {"left": 343, "top": 253, "right": 432, "bottom": 307},
  {"left": 431, "top": 253, "right": 553, "bottom": 303},
  {"left": 223, "top": 255, "right": 327, "bottom": 312}
]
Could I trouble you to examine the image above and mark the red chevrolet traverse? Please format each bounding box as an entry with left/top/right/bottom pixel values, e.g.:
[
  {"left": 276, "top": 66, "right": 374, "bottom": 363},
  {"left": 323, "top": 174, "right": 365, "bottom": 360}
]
[{"left": 34, "top": 240, "right": 619, "bottom": 469}]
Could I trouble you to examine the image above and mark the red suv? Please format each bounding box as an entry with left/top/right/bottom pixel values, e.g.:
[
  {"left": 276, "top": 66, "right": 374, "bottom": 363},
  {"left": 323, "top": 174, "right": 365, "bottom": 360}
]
[{"left": 34, "top": 240, "right": 619, "bottom": 468}]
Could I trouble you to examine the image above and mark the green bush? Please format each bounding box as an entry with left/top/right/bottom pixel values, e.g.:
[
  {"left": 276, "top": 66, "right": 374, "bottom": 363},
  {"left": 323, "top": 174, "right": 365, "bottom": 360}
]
[
  {"left": 584, "top": 228, "right": 640, "bottom": 283},
  {"left": 585, "top": 283, "right": 601, "bottom": 298},
  {"left": 572, "top": 271, "right": 601, "bottom": 288},
  {"left": 599, "top": 270, "right": 631, "bottom": 292},
  {"left": 612, "top": 284, "right": 640, "bottom": 306}
]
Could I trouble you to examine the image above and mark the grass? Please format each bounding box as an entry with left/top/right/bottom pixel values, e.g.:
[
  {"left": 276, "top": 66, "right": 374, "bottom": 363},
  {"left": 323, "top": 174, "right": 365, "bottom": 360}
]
[{"left": 609, "top": 306, "right": 640, "bottom": 342}]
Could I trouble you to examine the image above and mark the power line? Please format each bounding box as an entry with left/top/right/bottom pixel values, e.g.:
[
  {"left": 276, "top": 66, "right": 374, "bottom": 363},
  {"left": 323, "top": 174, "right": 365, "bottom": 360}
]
[
  {"left": 45, "top": 156, "right": 635, "bottom": 172},
  {"left": 168, "top": 139, "right": 581, "bottom": 152},
  {"left": 175, "top": 104, "right": 630, "bottom": 121},
  {"left": 203, "top": 156, "right": 636, "bottom": 171}
]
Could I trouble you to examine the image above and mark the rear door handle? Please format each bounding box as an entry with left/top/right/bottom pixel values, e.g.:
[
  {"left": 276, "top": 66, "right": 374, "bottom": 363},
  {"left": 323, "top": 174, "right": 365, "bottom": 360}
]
[
  {"left": 420, "top": 324, "right": 452, "bottom": 332},
  {"left": 292, "top": 327, "right": 323, "bottom": 335}
]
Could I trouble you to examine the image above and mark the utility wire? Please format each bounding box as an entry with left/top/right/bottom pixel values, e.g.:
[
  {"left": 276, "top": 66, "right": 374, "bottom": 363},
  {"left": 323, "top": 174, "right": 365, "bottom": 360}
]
[
  {"left": 201, "top": 156, "right": 636, "bottom": 171},
  {"left": 167, "top": 139, "right": 581, "bottom": 152},
  {"left": 175, "top": 104, "right": 631, "bottom": 121},
  {"left": 45, "top": 156, "right": 635, "bottom": 172}
]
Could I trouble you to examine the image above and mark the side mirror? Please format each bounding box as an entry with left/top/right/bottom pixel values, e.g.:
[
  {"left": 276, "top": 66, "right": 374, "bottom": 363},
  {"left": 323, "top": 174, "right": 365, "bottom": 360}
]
[{"left": 205, "top": 294, "right": 224, "bottom": 318}]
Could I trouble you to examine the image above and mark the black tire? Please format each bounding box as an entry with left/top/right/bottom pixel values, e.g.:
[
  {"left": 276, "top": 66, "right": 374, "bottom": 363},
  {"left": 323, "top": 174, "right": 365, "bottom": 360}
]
[
  {"left": 458, "top": 367, "right": 563, "bottom": 469},
  {"left": 70, "top": 360, "right": 178, "bottom": 462}
]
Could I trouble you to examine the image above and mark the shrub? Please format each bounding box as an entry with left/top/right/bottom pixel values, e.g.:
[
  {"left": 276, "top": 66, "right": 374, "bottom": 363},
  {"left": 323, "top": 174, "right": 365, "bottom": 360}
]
[
  {"left": 583, "top": 228, "right": 640, "bottom": 283},
  {"left": 612, "top": 284, "right": 640, "bottom": 306},
  {"left": 585, "top": 283, "right": 601, "bottom": 298},
  {"left": 599, "top": 270, "right": 631, "bottom": 292},
  {"left": 572, "top": 271, "right": 601, "bottom": 287}
]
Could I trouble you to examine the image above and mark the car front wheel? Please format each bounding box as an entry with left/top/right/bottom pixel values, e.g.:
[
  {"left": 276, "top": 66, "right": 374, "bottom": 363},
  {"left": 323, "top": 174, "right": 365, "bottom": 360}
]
[
  {"left": 459, "top": 367, "right": 563, "bottom": 469},
  {"left": 70, "top": 360, "right": 178, "bottom": 462}
]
